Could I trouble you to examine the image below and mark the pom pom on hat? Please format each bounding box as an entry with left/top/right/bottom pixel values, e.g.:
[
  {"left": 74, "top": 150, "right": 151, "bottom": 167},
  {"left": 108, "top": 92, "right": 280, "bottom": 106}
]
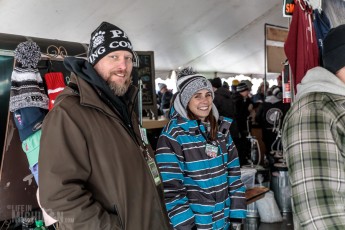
[
  {"left": 176, "top": 67, "right": 214, "bottom": 108},
  {"left": 88, "top": 21, "right": 137, "bottom": 66},
  {"left": 14, "top": 41, "right": 41, "bottom": 68},
  {"left": 323, "top": 24, "right": 345, "bottom": 74}
]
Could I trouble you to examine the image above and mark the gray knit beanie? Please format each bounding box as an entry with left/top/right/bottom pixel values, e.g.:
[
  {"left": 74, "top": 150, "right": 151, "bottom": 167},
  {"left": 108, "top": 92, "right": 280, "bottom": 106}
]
[{"left": 176, "top": 67, "right": 214, "bottom": 108}]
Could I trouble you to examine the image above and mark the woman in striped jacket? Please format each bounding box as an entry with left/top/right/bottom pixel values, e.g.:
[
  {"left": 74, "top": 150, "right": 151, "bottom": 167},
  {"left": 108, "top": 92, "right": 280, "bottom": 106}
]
[{"left": 155, "top": 68, "right": 247, "bottom": 230}]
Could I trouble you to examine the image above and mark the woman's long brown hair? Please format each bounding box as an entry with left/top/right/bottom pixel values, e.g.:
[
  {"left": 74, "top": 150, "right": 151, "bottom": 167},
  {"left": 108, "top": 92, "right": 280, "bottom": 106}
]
[{"left": 187, "top": 108, "right": 218, "bottom": 141}]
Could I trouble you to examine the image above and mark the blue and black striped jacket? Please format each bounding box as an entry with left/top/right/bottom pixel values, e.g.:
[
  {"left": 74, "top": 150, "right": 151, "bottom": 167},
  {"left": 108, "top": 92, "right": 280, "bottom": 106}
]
[{"left": 155, "top": 112, "right": 247, "bottom": 230}]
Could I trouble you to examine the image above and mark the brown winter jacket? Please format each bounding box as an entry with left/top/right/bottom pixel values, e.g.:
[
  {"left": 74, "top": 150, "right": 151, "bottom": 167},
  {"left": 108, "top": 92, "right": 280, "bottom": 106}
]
[{"left": 39, "top": 74, "right": 172, "bottom": 230}]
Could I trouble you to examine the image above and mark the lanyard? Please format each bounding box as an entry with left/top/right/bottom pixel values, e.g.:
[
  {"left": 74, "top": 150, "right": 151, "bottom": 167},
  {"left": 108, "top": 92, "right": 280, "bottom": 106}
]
[{"left": 197, "top": 120, "right": 227, "bottom": 168}]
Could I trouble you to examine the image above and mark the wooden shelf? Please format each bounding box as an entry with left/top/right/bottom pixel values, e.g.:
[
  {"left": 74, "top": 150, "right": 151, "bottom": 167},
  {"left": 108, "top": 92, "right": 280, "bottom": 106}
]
[
  {"left": 245, "top": 186, "right": 269, "bottom": 205},
  {"left": 142, "top": 117, "right": 169, "bottom": 129}
]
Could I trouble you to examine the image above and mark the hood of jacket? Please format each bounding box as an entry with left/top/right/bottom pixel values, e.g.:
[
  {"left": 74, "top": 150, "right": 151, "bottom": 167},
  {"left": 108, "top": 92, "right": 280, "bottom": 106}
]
[
  {"left": 296, "top": 67, "right": 345, "bottom": 100},
  {"left": 64, "top": 57, "right": 137, "bottom": 127}
]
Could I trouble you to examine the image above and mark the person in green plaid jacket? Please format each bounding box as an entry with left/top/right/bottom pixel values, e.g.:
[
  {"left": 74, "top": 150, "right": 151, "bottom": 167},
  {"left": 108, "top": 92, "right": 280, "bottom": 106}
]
[{"left": 282, "top": 24, "right": 345, "bottom": 229}]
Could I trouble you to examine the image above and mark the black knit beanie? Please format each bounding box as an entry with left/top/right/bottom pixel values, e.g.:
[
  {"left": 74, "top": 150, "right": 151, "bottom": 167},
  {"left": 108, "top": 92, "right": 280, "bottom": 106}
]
[
  {"left": 88, "top": 22, "right": 136, "bottom": 66},
  {"left": 323, "top": 24, "right": 345, "bottom": 74}
]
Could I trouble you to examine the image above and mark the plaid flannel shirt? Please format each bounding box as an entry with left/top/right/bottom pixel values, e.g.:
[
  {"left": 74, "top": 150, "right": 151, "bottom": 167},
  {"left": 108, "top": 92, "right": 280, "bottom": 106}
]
[{"left": 282, "top": 92, "right": 345, "bottom": 229}]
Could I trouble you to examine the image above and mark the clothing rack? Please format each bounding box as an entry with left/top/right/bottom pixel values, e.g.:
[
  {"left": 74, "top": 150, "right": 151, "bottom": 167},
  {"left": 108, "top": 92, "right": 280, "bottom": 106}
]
[{"left": 41, "top": 45, "right": 86, "bottom": 61}]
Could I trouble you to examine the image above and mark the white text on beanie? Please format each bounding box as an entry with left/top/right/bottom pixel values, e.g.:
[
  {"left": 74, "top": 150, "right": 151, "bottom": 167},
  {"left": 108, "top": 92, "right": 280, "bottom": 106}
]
[{"left": 88, "top": 22, "right": 135, "bottom": 66}]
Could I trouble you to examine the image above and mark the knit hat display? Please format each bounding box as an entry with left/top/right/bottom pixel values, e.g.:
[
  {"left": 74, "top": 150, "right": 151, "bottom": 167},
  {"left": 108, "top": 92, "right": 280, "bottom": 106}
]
[
  {"left": 88, "top": 21, "right": 136, "bottom": 66},
  {"left": 323, "top": 24, "right": 345, "bottom": 74},
  {"left": 211, "top": 77, "right": 222, "bottom": 89},
  {"left": 236, "top": 82, "right": 249, "bottom": 92},
  {"left": 45, "top": 72, "right": 66, "bottom": 110},
  {"left": 14, "top": 41, "right": 41, "bottom": 68},
  {"left": 176, "top": 67, "right": 214, "bottom": 109},
  {"left": 9, "top": 67, "right": 49, "bottom": 112},
  {"left": 22, "top": 129, "right": 42, "bottom": 168},
  {"left": 158, "top": 83, "right": 167, "bottom": 91}
]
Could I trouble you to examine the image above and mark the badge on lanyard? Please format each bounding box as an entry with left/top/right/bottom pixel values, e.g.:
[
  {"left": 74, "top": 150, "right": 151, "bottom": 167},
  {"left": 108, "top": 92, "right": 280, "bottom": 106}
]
[
  {"left": 205, "top": 143, "right": 218, "bottom": 158},
  {"left": 147, "top": 158, "right": 161, "bottom": 185}
]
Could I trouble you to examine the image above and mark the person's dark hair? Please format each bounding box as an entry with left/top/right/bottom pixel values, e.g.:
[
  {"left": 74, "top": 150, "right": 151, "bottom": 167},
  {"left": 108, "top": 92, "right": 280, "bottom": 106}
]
[{"left": 187, "top": 108, "right": 217, "bottom": 141}]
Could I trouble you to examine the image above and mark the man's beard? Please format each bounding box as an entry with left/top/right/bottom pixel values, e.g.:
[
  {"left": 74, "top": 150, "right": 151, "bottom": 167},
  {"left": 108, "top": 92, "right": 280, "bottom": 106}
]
[{"left": 108, "top": 76, "right": 132, "bottom": 96}]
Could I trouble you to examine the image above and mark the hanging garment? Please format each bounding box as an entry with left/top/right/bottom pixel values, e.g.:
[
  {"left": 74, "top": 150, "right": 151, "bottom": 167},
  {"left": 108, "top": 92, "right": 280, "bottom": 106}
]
[
  {"left": 313, "top": 9, "right": 331, "bottom": 66},
  {"left": 44, "top": 72, "right": 66, "bottom": 110},
  {"left": 284, "top": 0, "right": 319, "bottom": 93},
  {"left": 22, "top": 129, "right": 42, "bottom": 172}
]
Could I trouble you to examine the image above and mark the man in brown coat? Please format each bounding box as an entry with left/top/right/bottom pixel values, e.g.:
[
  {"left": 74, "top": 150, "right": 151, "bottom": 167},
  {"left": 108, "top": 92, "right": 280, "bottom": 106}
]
[{"left": 39, "top": 21, "right": 172, "bottom": 230}]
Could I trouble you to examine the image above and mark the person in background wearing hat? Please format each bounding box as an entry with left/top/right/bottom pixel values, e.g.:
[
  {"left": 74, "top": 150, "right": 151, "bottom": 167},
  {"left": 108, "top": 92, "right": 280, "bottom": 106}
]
[
  {"left": 155, "top": 67, "right": 246, "bottom": 230},
  {"left": 255, "top": 86, "right": 290, "bottom": 169},
  {"left": 157, "top": 82, "right": 173, "bottom": 115},
  {"left": 213, "top": 77, "right": 235, "bottom": 121},
  {"left": 231, "top": 79, "right": 239, "bottom": 93},
  {"left": 252, "top": 81, "right": 269, "bottom": 105},
  {"left": 282, "top": 24, "right": 345, "bottom": 229},
  {"left": 38, "top": 22, "right": 171, "bottom": 230},
  {"left": 241, "top": 79, "right": 253, "bottom": 93},
  {"left": 232, "top": 82, "right": 253, "bottom": 166},
  {"left": 212, "top": 77, "right": 241, "bottom": 170},
  {"left": 222, "top": 80, "right": 230, "bottom": 90}
]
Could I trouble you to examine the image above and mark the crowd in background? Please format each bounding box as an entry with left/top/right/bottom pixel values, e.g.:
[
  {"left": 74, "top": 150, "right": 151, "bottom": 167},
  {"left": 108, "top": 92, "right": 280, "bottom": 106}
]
[{"left": 156, "top": 75, "right": 290, "bottom": 166}]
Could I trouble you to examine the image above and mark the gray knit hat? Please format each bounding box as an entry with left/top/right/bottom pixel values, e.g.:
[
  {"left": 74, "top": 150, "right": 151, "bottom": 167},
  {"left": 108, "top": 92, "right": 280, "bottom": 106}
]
[{"left": 176, "top": 67, "right": 214, "bottom": 108}]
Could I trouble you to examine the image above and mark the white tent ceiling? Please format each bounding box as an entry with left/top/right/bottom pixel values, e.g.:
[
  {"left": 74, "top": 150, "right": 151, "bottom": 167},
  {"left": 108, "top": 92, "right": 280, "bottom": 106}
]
[{"left": 0, "top": 0, "right": 289, "bottom": 76}]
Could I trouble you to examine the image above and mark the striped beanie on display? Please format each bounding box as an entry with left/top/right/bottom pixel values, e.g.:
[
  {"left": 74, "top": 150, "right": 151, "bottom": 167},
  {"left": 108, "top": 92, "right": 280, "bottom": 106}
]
[
  {"left": 9, "top": 67, "right": 49, "bottom": 112},
  {"left": 10, "top": 41, "right": 48, "bottom": 112}
]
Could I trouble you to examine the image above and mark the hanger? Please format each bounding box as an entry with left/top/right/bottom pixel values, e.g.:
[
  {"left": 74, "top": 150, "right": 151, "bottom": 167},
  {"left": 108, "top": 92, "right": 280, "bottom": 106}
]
[{"left": 304, "top": 0, "right": 322, "bottom": 12}]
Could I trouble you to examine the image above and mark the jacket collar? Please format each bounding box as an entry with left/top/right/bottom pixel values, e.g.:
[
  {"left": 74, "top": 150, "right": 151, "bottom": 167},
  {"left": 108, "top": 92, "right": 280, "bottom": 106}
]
[
  {"left": 70, "top": 74, "right": 138, "bottom": 118},
  {"left": 173, "top": 113, "right": 225, "bottom": 134}
]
